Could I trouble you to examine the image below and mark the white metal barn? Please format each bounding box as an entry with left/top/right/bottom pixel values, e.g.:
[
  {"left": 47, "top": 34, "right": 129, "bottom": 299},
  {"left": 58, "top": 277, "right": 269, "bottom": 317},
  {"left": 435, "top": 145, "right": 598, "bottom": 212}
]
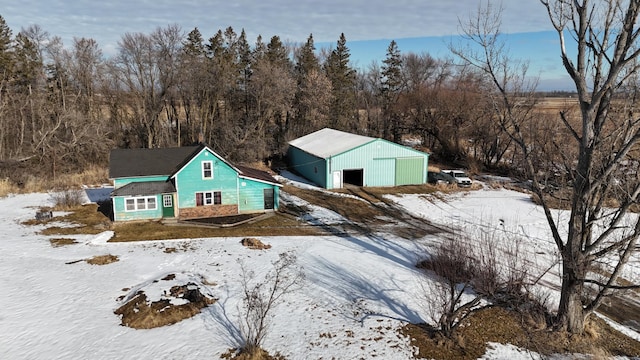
[{"left": 287, "top": 128, "right": 429, "bottom": 189}]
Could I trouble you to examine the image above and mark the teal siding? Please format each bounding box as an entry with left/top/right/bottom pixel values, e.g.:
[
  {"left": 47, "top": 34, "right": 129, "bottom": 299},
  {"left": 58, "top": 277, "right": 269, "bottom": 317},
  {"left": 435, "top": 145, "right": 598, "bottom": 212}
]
[
  {"left": 112, "top": 145, "right": 280, "bottom": 221},
  {"left": 327, "top": 139, "right": 428, "bottom": 188},
  {"left": 287, "top": 147, "right": 327, "bottom": 187},
  {"left": 369, "top": 158, "right": 396, "bottom": 187},
  {"left": 112, "top": 194, "right": 163, "bottom": 221},
  {"left": 289, "top": 137, "right": 429, "bottom": 189},
  {"left": 396, "top": 157, "right": 425, "bottom": 185},
  {"left": 114, "top": 176, "right": 168, "bottom": 189},
  {"left": 239, "top": 179, "right": 279, "bottom": 212},
  {"left": 173, "top": 148, "right": 239, "bottom": 209}
]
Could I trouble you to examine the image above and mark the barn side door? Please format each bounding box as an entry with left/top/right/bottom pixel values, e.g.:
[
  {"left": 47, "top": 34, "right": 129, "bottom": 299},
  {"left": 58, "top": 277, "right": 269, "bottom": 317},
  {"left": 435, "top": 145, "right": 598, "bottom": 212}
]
[{"left": 332, "top": 171, "right": 342, "bottom": 189}]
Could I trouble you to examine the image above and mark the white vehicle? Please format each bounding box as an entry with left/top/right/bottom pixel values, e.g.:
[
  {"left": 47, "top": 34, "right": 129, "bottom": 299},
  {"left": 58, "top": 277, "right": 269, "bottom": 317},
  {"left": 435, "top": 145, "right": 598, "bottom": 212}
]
[{"left": 442, "top": 169, "right": 472, "bottom": 187}]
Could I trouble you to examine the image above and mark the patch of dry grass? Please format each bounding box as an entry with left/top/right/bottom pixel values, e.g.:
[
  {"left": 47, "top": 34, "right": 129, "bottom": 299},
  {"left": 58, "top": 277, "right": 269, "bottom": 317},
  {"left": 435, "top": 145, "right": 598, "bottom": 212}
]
[
  {"left": 86, "top": 254, "right": 119, "bottom": 265},
  {"left": 0, "top": 178, "right": 19, "bottom": 197},
  {"left": 36, "top": 204, "right": 111, "bottom": 236},
  {"left": 49, "top": 238, "right": 78, "bottom": 247},
  {"left": 240, "top": 237, "right": 272, "bottom": 250},
  {"left": 220, "top": 347, "right": 286, "bottom": 360},
  {"left": 402, "top": 307, "right": 640, "bottom": 360},
  {"left": 283, "top": 185, "right": 388, "bottom": 224},
  {"left": 0, "top": 167, "right": 109, "bottom": 197},
  {"left": 110, "top": 213, "right": 325, "bottom": 242}
]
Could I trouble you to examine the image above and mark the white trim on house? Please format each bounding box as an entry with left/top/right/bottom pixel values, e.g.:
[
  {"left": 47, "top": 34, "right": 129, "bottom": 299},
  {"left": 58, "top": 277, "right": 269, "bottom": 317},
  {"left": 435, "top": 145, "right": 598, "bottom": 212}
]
[{"left": 170, "top": 146, "right": 240, "bottom": 180}]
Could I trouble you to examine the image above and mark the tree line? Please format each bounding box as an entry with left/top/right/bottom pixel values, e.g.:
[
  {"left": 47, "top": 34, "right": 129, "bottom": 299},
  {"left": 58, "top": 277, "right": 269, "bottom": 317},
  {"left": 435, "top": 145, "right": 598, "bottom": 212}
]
[{"left": 0, "top": 15, "right": 533, "bottom": 180}]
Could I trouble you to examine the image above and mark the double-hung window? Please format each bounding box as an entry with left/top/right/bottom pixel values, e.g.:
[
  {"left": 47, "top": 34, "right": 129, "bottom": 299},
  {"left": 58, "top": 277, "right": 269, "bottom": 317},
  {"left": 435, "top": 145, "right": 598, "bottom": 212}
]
[
  {"left": 124, "top": 196, "right": 157, "bottom": 211},
  {"left": 196, "top": 191, "right": 222, "bottom": 206},
  {"left": 202, "top": 161, "right": 213, "bottom": 179}
]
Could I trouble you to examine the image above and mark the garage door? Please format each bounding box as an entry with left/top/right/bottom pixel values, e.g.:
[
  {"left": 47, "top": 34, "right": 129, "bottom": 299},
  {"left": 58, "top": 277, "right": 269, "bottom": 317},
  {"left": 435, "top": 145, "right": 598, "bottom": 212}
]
[{"left": 395, "top": 157, "right": 424, "bottom": 185}]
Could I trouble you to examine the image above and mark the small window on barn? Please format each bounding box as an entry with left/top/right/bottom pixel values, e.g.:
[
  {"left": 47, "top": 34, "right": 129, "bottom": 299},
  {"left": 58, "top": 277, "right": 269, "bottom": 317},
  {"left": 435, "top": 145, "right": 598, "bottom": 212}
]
[
  {"left": 314, "top": 166, "right": 318, "bottom": 173},
  {"left": 202, "top": 161, "right": 213, "bottom": 179}
]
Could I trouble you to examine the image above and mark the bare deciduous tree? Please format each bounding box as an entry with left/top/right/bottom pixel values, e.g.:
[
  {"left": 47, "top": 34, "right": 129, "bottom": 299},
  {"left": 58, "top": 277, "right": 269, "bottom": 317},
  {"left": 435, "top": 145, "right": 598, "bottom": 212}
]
[
  {"left": 455, "top": 1, "right": 640, "bottom": 334},
  {"left": 238, "top": 252, "right": 305, "bottom": 356},
  {"left": 419, "top": 229, "right": 534, "bottom": 339}
]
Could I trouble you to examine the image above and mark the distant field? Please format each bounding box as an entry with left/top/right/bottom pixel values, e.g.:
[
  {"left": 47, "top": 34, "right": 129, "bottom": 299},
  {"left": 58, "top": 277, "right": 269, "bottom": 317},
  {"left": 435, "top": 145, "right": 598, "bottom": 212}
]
[{"left": 536, "top": 97, "right": 579, "bottom": 112}]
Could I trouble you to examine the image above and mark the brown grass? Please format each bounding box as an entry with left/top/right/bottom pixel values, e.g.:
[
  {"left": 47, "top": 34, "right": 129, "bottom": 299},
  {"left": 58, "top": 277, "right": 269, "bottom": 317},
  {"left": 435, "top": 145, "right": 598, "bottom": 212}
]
[
  {"left": 283, "top": 185, "right": 389, "bottom": 225},
  {"left": 110, "top": 212, "right": 325, "bottom": 242},
  {"left": 0, "top": 166, "right": 109, "bottom": 197},
  {"left": 0, "top": 178, "right": 19, "bottom": 197},
  {"left": 86, "top": 254, "right": 119, "bottom": 265},
  {"left": 240, "top": 237, "right": 272, "bottom": 250},
  {"left": 114, "top": 285, "right": 216, "bottom": 329},
  {"left": 221, "top": 348, "right": 286, "bottom": 360},
  {"left": 49, "top": 238, "right": 78, "bottom": 247},
  {"left": 402, "top": 307, "right": 640, "bottom": 360},
  {"left": 35, "top": 204, "right": 111, "bottom": 236}
]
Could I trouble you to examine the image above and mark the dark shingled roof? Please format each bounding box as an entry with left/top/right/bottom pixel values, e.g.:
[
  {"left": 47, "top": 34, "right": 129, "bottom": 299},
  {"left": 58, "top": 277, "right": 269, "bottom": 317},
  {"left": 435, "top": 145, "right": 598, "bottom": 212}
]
[
  {"left": 109, "top": 145, "right": 202, "bottom": 179},
  {"left": 111, "top": 181, "right": 176, "bottom": 197},
  {"left": 109, "top": 144, "right": 281, "bottom": 187},
  {"left": 236, "top": 164, "right": 281, "bottom": 186}
]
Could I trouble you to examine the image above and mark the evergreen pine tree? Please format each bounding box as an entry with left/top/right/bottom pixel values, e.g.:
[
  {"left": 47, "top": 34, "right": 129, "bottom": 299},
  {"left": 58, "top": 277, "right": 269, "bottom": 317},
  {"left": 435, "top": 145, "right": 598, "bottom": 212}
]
[
  {"left": 295, "top": 34, "right": 320, "bottom": 76},
  {"left": 183, "top": 27, "right": 205, "bottom": 57},
  {"left": 0, "top": 15, "right": 13, "bottom": 77},
  {"left": 380, "top": 40, "right": 404, "bottom": 142},
  {"left": 265, "top": 36, "right": 290, "bottom": 70},
  {"left": 325, "top": 33, "right": 357, "bottom": 131}
]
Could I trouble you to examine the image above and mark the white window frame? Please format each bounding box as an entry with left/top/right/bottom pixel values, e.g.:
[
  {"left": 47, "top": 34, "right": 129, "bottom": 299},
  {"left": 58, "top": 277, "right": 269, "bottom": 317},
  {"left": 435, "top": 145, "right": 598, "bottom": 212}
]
[
  {"left": 202, "top": 160, "right": 213, "bottom": 179},
  {"left": 196, "top": 191, "right": 222, "bottom": 206},
  {"left": 124, "top": 196, "right": 158, "bottom": 211}
]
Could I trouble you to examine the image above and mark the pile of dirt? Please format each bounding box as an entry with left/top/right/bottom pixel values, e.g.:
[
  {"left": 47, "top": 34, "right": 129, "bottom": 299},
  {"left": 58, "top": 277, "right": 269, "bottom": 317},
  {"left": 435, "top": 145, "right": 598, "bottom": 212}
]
[
  {"left": 241, "top": 237, "right": 271, "bottom": 250},
  {"left": 115, "top": 280, "right": 217, "bottom": 329},
  {"left": 114, "top": 272, "right": 217, "bottom": 329},
  {"left": 401, "top": 307, "right": 640, "bottom": 360}
]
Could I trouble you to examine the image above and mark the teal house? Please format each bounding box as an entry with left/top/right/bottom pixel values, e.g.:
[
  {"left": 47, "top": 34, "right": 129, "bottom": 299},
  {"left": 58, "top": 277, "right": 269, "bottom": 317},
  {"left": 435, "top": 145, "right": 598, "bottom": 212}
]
[
  {"left": 109, "top": 144, "right": 281, "bottom": 222},
  {"left": 287, "top": 128, "right": 429, "bottom": 189}
]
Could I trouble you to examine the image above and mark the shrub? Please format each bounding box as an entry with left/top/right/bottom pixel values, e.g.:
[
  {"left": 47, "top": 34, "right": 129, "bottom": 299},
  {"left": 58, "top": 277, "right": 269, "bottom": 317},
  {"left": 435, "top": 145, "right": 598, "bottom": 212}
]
[{"left": 49, "top": 188, "right": 85, "bottom": 210}]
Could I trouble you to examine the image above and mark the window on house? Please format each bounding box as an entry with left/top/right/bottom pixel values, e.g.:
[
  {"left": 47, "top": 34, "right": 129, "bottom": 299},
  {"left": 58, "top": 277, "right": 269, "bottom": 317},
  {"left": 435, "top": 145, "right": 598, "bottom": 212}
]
[
  {"left": 196, "top": 191, "right": 222, "bottom": 206},
  {"left": 202, "top": 161, "right": 213, "bottom": 179},
  {"left": 163, "top": 194, "right": 172, "bottom": 207},
  {"left": 125, "top": 198, "right": 135, "bottom": 211},
  {"left": 124, "top": 196, "right": 157, "bottom": 211}
]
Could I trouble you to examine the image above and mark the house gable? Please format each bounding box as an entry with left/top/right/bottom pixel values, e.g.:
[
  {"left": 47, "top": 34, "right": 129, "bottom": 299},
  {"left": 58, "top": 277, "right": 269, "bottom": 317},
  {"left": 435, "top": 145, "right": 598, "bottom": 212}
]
[{"left": 171, "top": 147, "right": 241, "bottom": 214}]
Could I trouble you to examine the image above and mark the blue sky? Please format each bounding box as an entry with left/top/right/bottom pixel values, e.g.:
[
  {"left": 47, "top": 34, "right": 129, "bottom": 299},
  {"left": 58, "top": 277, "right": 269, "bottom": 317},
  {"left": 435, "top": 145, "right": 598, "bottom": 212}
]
[{"left": 2, "top": 0, "right": 572, "bottom": 90}]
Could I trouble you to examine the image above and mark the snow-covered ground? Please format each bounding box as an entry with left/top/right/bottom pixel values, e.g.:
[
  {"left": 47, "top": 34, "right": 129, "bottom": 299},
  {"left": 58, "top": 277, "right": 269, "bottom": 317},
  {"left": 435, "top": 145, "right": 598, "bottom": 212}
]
[{"left": 1, "top": 182, "right": 639, "bottom": 359}]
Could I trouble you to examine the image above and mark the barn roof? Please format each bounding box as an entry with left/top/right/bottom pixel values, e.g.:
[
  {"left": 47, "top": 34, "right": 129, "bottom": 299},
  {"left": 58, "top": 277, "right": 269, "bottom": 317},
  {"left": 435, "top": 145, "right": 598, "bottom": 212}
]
[{"left": 288, "top": 128, "right": 375, "bottom": 159}]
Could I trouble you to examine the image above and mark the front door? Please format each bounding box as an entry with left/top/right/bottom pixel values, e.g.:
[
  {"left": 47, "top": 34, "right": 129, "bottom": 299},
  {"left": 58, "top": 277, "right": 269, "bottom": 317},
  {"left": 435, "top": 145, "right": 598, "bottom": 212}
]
[
  {"left": 162, "top": 194, "right": 175, "bottom": 218},
  {"left": 263, "top": 188, "right": 274, "bottom": 209}
]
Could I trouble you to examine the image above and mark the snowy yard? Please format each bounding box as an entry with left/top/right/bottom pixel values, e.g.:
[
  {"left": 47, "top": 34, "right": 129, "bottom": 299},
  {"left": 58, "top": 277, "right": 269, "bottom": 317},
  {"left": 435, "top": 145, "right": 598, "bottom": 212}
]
[{"left": 1, "top": 181, "right": 639, "bottom": 359}]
